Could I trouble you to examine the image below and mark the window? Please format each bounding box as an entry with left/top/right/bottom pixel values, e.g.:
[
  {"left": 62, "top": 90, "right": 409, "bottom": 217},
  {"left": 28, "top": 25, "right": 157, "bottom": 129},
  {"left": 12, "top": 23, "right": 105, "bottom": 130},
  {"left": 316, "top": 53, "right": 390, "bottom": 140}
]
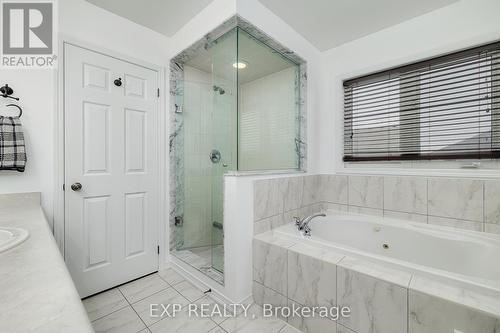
[{"left": 343, "top": 42, "right": 500, "bottom": 162}]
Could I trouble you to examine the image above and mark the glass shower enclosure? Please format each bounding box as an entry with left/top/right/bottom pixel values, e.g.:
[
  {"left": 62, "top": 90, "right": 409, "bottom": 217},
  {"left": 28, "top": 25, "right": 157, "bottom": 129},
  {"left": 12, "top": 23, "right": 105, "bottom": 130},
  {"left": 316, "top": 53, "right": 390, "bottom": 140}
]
[{"left": 172, "top": 27, "right": 301, "bottom": 284}]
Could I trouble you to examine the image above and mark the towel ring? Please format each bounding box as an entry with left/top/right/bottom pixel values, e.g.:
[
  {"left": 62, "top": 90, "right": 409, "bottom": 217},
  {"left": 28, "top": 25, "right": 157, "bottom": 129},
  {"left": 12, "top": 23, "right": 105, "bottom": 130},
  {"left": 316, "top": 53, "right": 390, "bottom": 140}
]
[{"left": 5, "top": 104, "right": 22, "bottom": 118}]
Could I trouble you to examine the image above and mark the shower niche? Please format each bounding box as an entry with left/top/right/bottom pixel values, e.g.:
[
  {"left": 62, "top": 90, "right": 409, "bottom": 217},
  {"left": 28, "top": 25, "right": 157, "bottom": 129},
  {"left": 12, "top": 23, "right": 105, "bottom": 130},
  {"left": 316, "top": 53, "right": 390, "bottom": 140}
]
[{"left": 170, "top": 17, "right": 306, "bottom": 285}]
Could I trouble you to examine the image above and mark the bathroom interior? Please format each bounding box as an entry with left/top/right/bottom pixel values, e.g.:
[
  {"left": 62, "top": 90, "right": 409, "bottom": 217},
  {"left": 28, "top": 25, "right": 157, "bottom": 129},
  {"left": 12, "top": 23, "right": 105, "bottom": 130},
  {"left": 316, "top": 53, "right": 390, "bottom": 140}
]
[{"left": 1, "top": 1, "right": 500, "bottom": 333}]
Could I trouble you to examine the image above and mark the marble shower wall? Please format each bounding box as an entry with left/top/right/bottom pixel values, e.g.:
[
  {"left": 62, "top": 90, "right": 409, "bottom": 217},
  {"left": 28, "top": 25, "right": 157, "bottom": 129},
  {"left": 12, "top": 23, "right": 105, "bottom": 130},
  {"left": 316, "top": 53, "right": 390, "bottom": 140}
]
[{"left": 253, "top": 174, "right": 500, "bottom": 236}]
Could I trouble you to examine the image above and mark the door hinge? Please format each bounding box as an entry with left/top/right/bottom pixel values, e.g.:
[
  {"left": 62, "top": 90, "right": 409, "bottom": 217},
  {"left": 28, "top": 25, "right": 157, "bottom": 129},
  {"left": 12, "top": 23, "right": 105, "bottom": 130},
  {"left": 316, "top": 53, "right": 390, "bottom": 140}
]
[
  {"left": 157, "top": 245, "right": 160, "bottom": 255},
  {"left": 157, "top": 88, "right": 160, "bottom": 98},
  {"left": 62, "top": 184, "right": 65, "bottom": 191}
]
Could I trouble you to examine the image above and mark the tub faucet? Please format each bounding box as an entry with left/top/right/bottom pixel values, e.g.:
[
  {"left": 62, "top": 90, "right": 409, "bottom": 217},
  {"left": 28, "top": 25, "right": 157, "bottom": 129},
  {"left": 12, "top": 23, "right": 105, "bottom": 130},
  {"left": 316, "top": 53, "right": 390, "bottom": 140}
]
[{"left": 294, "top": 213, "right": 326, "bottom": 236}]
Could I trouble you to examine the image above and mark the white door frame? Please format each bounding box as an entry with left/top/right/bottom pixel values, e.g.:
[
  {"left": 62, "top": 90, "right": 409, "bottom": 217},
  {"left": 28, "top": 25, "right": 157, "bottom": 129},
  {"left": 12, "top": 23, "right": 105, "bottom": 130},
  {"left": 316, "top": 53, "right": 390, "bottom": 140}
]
[{"left": 54, "top": 36, "right": 168, "bottom": 271}]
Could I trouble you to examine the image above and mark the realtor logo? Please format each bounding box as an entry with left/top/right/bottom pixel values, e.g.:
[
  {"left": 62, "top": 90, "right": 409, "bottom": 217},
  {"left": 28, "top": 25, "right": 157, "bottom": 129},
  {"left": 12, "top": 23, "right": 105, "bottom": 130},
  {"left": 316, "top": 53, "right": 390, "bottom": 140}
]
[
  {"left": 2, "top": 1, "right": 56, "bottom": 68},
  {"left": 3, "top": 2, "right": 52, "bottom": 54}
]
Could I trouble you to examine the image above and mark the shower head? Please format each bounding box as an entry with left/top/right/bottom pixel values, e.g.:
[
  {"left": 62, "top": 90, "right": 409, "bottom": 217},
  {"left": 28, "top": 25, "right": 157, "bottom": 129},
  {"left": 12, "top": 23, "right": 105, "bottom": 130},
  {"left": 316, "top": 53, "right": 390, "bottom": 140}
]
[{"left": 213, "top": 85, "right": 225, "bottom": 95}]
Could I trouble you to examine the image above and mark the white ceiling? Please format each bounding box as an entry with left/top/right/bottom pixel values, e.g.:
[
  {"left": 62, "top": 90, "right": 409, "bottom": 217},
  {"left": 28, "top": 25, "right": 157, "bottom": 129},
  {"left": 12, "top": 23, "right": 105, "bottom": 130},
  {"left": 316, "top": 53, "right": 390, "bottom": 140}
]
[
  {"left": 258, "top": 0, "right": 460, "bottom": 51},
  {"left": 85, "top": 0, "right": 215, "bottom": 37},
  {"left": 85, "top": 0, "right": 459, "bottom": 51}
]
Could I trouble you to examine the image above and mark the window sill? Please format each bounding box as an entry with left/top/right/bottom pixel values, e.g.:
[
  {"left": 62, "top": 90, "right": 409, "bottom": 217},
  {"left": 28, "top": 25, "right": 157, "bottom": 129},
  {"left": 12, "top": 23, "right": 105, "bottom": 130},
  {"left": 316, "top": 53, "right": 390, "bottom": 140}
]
[{"left": 340, "top": 161, "right": 500, "bottom": 178}]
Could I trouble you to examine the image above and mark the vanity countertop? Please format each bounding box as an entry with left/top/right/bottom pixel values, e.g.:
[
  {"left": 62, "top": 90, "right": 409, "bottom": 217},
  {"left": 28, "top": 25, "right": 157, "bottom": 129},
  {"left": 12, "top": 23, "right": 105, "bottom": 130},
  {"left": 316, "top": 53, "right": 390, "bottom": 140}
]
[{"left": 0, "top": 193, "right": 93, "bottom": 333}]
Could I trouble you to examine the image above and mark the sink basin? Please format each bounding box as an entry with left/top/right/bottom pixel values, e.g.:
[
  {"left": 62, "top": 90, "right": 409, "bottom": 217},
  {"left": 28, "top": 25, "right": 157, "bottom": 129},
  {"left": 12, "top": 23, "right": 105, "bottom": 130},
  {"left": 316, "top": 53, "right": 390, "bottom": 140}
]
[{"left": 0, "top": 227, "right": 29, "bottom": 253}]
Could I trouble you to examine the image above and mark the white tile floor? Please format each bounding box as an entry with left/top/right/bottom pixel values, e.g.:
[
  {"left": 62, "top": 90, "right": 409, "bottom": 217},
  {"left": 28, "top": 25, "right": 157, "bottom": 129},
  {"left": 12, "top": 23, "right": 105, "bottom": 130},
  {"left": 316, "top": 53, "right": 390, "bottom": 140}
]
[{"left": 83, "top": 268, "right": 299, "bottom": 333}]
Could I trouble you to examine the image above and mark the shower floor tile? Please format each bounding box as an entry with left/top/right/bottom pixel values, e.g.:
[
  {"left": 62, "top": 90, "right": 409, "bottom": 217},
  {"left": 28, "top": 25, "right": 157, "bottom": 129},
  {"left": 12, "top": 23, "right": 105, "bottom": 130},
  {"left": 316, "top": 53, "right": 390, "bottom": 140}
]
[
  {"left": 83, "top": 270, "right": 289, "bottom": 333},
  {"left": 173, "top": 245, "right": 224, "bottom": 284}
]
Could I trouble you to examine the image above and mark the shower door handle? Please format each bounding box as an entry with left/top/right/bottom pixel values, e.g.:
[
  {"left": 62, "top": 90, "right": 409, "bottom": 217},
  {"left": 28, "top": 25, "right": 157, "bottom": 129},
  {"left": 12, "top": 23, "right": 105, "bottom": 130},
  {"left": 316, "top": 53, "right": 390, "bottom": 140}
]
[{"left": 209, "top": 149, "right": 221, "bottom": 163}]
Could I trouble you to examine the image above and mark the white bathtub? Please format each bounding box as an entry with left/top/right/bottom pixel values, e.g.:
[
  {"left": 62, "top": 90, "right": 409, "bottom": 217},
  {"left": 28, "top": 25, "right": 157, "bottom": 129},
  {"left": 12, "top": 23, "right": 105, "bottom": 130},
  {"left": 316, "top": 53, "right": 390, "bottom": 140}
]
[{"left": 275, "top": 212, "right": 500, "bottom": 293}]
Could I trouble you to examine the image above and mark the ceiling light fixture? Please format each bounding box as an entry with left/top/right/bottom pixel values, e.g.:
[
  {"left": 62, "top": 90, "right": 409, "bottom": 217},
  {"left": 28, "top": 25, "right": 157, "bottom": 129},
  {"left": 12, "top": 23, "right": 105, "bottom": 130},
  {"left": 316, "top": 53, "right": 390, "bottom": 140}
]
[{"left": 232, "top": 61, "right": 248, "bottom": 69}]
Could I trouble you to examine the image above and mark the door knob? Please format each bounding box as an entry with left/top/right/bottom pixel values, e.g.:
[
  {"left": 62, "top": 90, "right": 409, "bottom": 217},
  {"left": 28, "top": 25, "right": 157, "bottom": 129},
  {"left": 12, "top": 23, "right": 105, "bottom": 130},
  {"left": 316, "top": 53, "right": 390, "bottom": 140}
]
[{"left": 71, "top": 182, "right": 82, "bottom": 191}]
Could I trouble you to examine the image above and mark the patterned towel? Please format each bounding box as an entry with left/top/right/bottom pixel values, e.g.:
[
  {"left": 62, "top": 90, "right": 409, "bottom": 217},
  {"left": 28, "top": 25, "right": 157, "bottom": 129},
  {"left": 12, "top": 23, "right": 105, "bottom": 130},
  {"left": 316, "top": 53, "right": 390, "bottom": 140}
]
[{"left": 0, "top": 116, "right": 26, "bottom": 172}]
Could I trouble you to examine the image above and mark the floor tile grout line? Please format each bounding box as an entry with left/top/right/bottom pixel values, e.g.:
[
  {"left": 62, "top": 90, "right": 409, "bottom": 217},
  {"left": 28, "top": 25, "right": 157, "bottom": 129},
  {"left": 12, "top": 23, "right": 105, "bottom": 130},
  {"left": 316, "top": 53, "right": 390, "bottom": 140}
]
[
  {"left": 157, "top": 270, "right": 186, "bottom": 287},
  {"left": 85, "top": 288, "right": 132, "bottom": 323},
  {"left": 88, "top": 301, "right": 130, "bottom": 323},
  {"left": 117, "top": 287, "right": 149, "bottom": 331}
]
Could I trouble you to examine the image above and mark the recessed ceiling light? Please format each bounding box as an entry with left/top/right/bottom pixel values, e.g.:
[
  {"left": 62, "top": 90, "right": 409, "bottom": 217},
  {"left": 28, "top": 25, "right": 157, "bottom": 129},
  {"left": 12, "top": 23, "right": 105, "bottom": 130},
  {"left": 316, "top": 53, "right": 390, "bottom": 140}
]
[{"left": 232, "top": 61, "right": 248, "bottom": 69}]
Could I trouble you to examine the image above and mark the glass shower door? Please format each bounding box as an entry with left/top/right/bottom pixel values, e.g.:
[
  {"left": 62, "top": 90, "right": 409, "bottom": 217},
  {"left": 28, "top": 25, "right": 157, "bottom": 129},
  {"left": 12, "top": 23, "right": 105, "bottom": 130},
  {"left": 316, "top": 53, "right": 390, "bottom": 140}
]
[{"left": 210, "top": 28, "right": 238, "bottom": 274}]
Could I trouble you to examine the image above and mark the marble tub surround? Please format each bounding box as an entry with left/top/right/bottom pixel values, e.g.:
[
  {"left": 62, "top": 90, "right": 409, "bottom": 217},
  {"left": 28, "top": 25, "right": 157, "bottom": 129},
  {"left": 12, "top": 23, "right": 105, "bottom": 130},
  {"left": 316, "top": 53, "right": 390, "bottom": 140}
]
[
  {"left": 409, "top": 290, "right": 500, "bottom": 333},
  {"left": 253, "top": 174, "right": 500, "bottom": 236},
  {"left": 0, "top": 193, "right": 93, "bottom": 333},
  {"left": 253, "top": 175, "right": 325, "bottom": 235},
  {"left": 287, "top": 243, "right": 343, "bottom": 308},
  {"left": 337, "top": 265, "right": 408, "bottom": 333},
  {"left": 252, "top": 229, "right": 500, "bottom": 333},
  {"left": 348, "top": 175, "right": 383, "bottom": 209}
]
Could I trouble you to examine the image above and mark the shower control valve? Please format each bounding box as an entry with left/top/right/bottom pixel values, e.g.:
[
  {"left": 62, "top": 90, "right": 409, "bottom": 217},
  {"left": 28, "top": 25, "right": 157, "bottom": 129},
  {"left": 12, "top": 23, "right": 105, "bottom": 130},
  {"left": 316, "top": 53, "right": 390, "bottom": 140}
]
[{"left": 209, "top": 149, "right": 221, "bottom": 163}]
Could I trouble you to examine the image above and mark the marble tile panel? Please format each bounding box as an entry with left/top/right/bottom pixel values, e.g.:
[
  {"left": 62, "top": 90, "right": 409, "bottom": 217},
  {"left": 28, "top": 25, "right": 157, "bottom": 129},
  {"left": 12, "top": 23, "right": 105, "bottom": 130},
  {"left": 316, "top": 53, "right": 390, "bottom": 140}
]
[
  {"left": 319, "top": 174, "right": 348, "bottom": 205},
  {"left": 254, "top": 179, "right": 285, "bottom": 220},
  {"left": 485, "top": 179, "right": 500, "bottom": 224},
  {"left": 337, "top": 266, "right": 408, "bottom": 333},
  {"left": 83, "top": 288, "right": 129, "bottom": 321},
  {"left": 348, "top": 205, "right": 383, "bottom": 216},
  {"left": 409, "top": 274, "right": 500, "bottom": 318},
  {"left": 348, "top": 176, "right": 383, "bottom": 209},
  {"left": 92, "top": 306, "right": 145, "bottom": 333},
  {"left": 286, "top": 300, "right": 337, "bottom": 333},
  {"left": 119, "top": 274, "right": 169, "bottom": 304},
  {"left": 409, "top": 290, "right": 500, "bottom": 333},
  {"left": 338, "top": 256, "right": 412, "bottom": 288},
  {"left": 485, "top": 222, "right": 500, "bottom": 235},
  {"left": 319, "top": 203, "right": 349, "bottom": 213},
  {"left": 253, "top": 238, "right": 289, "bottom": 295},
  {"left": 132, "top": 287, "right": 189, "bottom": 326},
  {"left": 383, "top": 210, "right": 427, "bottom": 223},
  {"left": 428, "top": 215, "right": 482, "bottom": 231},
  {"left": 428, "top": 178, "right": 483, "bottom": 222},
  {"left": 254, "top": 214, "right": 285, "bottom": 235},
  {"left": 383, "top": 176, "right": 427, "bottom": 214},
  {"left": 287, "top": 245, "right": 342, "bottom": 307},
  {"left": 282, "top": 176, "right": 304, "bottom": 212},
  {"left": 302, "top": 175, "right": 320, "bottom": 207},
  {"left": 252, "top": 281, "right": 288, "bottom": 321}
]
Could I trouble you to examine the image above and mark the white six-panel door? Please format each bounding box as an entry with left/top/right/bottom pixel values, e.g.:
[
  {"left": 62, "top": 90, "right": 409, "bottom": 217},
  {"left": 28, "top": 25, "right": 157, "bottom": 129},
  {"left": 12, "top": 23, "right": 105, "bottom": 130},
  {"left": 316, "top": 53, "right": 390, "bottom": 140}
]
[{"left": 64, "top": 44, "right": 159, "bottom": 297}]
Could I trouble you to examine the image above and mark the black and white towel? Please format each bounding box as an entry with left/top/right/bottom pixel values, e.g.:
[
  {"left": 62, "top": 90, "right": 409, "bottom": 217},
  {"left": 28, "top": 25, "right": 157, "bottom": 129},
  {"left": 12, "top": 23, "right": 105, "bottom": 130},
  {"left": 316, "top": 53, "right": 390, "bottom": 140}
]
[{"left": 0, "top": 116, "right": 26, "bottom": 172}]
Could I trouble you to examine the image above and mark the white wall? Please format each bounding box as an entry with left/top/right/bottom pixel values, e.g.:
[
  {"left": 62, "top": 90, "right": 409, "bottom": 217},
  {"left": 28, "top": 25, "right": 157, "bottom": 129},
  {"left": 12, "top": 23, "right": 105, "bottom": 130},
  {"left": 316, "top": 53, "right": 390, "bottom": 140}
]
[
  {"left": 0, "top": 70, "right": 55, "bottom": 219},
  {"left": 320, "top": 0, "right": 500, "bottom": 176},
  {"left": 59, "top": 0, "right": 170, "bottom": 65},
  {"left": 168, "top": 0, "right": 237, "bottom": 58},
  {"left": 0, "top": 0, "right": 171, "bottom": 229}
]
